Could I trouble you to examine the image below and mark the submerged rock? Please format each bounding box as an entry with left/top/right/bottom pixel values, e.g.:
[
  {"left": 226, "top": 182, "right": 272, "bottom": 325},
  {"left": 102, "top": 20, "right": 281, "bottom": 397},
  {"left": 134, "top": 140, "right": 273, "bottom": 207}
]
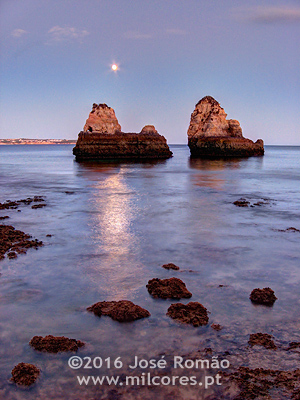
[
  {"left": 287, "top": 342, "right": 300, "bottom": 351},
  {"left": 87, "top": 300, "right": 150, "bottom": 322},
  {"left": 277, "top": 227, "right": 300, "bottom": 233},
  {"left": 167, "top": 302, "right": 209, "bottom": 326},
  {"left": 250, "top": 287, "right": 277, "bottom": 306},
  {"left": 211, "top": 323, "right": 223, "bottom": 331},
  {"left": 73, "top": 104, "right": 172, "bottom": 160},
  {"left": 248, "top": 333, "right": 277, "bottom": 350},
  {"left": 0, "top": 224, "right": 43, "bottom": 260},
  {"left": 162, "top": 263, "right": 180, "bottom": 271},
  {"left": 0, "top": 196, "right": 46, "bottom": 210},
  {"left": 30, "top": 335, "right": 85, "bottom": 353},
  {"left": 31, "top": 203, "right": 46, "bottom": 209},
  {"left": 11, "top": 363, "right": 40, "bottom": 386},
  {"left": 233, "top": 198, "right": 250, "bottom": 207},
  {"left": 187, "top": 96, "right": 264, "bottom": 158},
  {"left": 146, "top": 277, "right": 192, "bottom": 299},
  {"left": 226, "top": 366, "right": 300, "bottom": 400}
]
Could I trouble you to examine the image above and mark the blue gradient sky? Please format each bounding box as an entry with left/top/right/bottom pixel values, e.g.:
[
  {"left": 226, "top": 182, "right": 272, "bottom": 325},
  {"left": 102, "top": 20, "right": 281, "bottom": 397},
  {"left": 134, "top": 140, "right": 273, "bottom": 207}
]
[{"left": 0, "top": 0, "right": 299, "bottom": 144}]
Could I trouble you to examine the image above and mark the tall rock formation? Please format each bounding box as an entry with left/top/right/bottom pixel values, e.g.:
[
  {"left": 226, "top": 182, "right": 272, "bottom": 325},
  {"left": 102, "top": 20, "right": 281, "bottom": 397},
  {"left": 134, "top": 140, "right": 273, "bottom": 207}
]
[
  {"left": 83, "top": 103, "right": 121, "bottom": 134},
  {"left": 187, "top": 96, "right": 264, "bottom": 157},
  {"left": 73, "top": 104, "right": 172, "bottom": 160}
]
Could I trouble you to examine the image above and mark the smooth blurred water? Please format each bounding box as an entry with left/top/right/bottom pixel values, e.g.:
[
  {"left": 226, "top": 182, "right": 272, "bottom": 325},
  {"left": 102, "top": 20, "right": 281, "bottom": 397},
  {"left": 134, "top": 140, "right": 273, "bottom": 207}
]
[{"left": 0, "top": 145, "right": 299, "bottom": 399}]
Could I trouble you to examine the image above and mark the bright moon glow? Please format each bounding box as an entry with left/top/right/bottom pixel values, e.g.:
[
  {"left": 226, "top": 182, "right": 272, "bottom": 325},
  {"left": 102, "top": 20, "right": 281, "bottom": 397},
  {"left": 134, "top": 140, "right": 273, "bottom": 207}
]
[{"left": 111, "top": 64, "right": 118, "bottom": 71}]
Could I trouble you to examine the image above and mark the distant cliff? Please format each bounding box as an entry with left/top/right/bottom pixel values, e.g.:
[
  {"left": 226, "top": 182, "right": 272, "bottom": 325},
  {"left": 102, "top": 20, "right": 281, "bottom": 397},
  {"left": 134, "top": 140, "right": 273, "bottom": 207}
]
[
  {"left": 0, "top": 139, "right": 76, "bottom": 145},
  {"left": 187, "top": 96, "right": 264, "bottom": 157}
]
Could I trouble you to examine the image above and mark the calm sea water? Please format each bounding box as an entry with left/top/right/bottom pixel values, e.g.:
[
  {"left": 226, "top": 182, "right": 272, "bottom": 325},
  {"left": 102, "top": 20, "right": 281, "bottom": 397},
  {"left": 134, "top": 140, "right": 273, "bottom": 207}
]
[{"left": 0, "top": 145, "right": 299, "bottom": 399}]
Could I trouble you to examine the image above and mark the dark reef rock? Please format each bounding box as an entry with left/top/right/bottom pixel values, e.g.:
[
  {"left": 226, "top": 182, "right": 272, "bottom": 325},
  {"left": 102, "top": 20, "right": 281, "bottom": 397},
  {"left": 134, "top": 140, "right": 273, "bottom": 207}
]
[
  {"left": 0, "top": 196, "right": 46, "bottom": 210},
  {"left": 0, "top": 224, "right": 43, "bottom": 260},
  {"left": 167, "top": 302, "right": 209, "bottom": 326},
  {"left": 233, "top": 198, "right": 250, "bottom": 207},
  {"left": 288, "top": 342, "right": 300, "bottom": 351},
  {"left": 11, "top": 363, "right": 40, "bottom": 386},
  {"left": 31, "top": 203, "right": 46, "bottom": 209},
  {"left": 187, "top": 96, "right": 264, "bottom": 158},
  {"left": 250, "top": 287, "right": 277, "bottom": 306},
  {"left": 0, "top": 216, "right": 9, "bottom": 220},
  {"left": 30, "top": 335, "right": 84, "bottom": 353},
  {"left": 248, "top": 333, "right": 277, "bottom": 350},
  {"left": 73, "top": 104, "right": 172, "bottom": 160},
  {"left": 211, "top": 323, "right": 223, "bottom": 331},
  {"left": 87, "top": 300, "right": 150, "bottom": 322},
  {"left": 162, "top": 263, "right": 180, "bottom": 271},
  {"left": 277, "top": 227, "right": 300, "bottom": 233},
  {"left": 146, "top": 277, "right": 192, "bottom": 299}
]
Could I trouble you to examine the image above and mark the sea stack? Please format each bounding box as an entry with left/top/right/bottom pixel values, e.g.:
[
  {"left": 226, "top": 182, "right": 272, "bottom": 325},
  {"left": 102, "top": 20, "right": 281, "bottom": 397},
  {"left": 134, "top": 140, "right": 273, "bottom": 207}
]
[
  {"left": 73, "top": 103, "right": 172, "bottom": 160},
  {"left": 187, "top": 96, "right": 264, "bottom": 157}
]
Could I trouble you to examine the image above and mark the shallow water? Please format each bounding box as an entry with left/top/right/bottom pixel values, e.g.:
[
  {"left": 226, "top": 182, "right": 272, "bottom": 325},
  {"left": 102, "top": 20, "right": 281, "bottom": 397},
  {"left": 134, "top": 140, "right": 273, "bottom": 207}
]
[{"left": 0, "top": 144, "right": 299, "bottom": 399}]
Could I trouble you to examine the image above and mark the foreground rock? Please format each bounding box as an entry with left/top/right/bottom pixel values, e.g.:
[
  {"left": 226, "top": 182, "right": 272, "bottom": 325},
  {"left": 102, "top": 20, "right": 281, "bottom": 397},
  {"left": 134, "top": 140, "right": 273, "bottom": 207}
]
[
  {"left": 146, "top": 277, "right": 192, "bottom": 299},
  {"left": 250, "top": 287, "right": 277, "bottom": 306},
  {"left": 187, "top": 96, "right": 264, "bottom": 157},
  {"left": 73, "top": 104, "right": 172, "bottom": 160},
  {"left": 30, "top": 335, "right": 85, "bottom": 353},
  {"left": 248, "top": 333, "right": 277, "bottom": 350},
  {"left": 11, "top": 363, "right": 40, "bottom": 386},
  {"left": 0, "top": 225, "right": 43, "bottom": 260},
  {"left": 162, "top": 263, "right": 180, "bottom": 271},
  {"left": 167, "top": 302, "right": 209, "bottom": 326},
  {"left": 87, "top": 300, "right": 150, "bottom": 322}
]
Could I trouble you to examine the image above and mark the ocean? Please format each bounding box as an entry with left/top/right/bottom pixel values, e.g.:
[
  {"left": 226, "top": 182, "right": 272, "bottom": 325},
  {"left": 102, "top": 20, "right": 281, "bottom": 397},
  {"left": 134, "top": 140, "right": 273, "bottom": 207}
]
[{"left": 0, "top": 144, "right": 299, "bottom": 399}]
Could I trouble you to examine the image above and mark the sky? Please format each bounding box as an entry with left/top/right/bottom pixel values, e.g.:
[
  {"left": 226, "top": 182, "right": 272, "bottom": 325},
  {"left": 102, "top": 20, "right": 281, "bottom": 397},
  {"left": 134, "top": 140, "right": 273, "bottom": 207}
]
[{"left": 0, "top": 0, "right": 299, "bottom": 144}]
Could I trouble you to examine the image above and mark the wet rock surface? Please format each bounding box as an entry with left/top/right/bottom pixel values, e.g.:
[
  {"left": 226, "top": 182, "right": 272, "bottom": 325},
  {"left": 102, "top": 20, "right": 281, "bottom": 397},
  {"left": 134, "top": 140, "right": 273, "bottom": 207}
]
[
  {"left": 87, "top": 300, "right": 150, "bottom": 322},
  {"left": 29, "top": 335, "right": 85, "bottom": 353},
  {"left": 167, "top": 302, "right": 209, "bottom": 326},
  {"left": 248, "top": 333, "right": 277, "bottom": 350},
  {"left": 224, "top": 366, "right": 300, "bottom": 400},
  {"left": 187, "top": 96, "right": 264, "bottom": 158},
  {"left": 162, "top": 263, "right": 180, "bottom": 271},
  {"left": 146, "top": 277, "right": 192, "bottom": 299},
  {"left": 11, "top": 363, "right": 40, "bottom": 386},
  {"left": 0, "top": 224, "right": 43, "bottom": 260},
  {"left": 250, "top": 287, "right": 277, "bottom": 306}
]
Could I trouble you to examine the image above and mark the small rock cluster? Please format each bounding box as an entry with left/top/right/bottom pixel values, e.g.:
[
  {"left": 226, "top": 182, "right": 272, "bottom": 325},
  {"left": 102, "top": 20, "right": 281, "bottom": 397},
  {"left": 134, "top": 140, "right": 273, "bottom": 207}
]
[
  {"left": 0, "top": 196, "right": 46, "bottom": 210},
  {"left": 0, "top": 224, "right": 43, "bottom": 260}
]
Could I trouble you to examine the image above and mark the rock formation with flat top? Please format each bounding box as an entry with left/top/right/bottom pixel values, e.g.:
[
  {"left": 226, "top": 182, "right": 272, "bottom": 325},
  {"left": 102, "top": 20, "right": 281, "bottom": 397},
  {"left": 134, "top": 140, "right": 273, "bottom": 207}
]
[
  {"left": 187, "top": 96, "right": 264, "bottom": 157},
  {"left": 73, "top": 104, "right": 172, "bottom": 160}
]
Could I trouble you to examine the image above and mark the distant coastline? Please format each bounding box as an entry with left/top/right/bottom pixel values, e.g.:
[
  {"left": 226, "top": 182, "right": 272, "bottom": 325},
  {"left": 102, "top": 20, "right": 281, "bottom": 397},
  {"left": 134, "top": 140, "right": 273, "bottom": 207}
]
[{"left": 0, "top": 138, "right": 77, "bottom": 145}]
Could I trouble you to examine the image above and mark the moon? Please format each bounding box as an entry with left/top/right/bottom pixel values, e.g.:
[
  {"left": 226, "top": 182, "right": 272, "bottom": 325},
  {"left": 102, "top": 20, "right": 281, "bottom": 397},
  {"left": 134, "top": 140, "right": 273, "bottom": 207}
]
[{"left": 111, "top": 64, "right": 118, "bottom": 71}]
